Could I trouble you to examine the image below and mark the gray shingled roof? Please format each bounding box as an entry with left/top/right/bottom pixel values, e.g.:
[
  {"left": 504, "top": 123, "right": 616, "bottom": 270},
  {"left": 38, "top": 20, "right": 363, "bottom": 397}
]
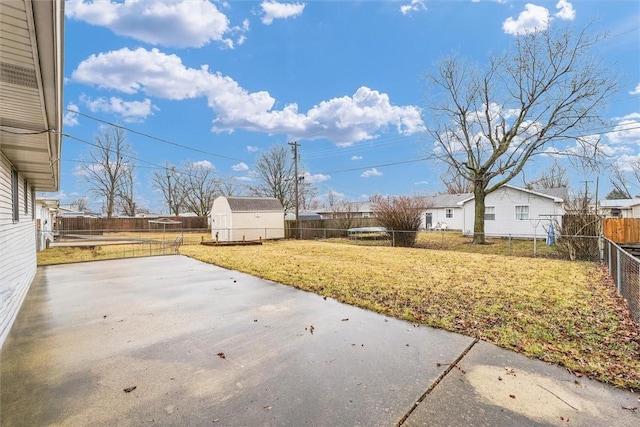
[
  {"left": 418, "top": 193, "right": 473, "bottom": 208},
  {"left": 226, "top": 197, "right": 283, "bottom": 212}
]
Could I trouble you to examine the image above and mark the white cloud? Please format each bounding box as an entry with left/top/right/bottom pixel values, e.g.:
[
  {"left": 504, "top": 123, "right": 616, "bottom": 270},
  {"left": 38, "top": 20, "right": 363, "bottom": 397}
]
[
  {"left": 232, "top": 162, "right": 249, "bottom": 171},
  {"left": 503, "top": 4, "right": 550, "bottom": 35},
  {"left": 400, "top": 0, "right": 427, "bottom": 15},
  {"left": 64, "top": 103, "right": 80, "bottom": 127},
  {"left": 192, "top": 160, "right": 214, "bottom": 169},
  {"left": 612, "top": 113, "right": 640, "bottom": 121},
  {"left": 414, "top": 180, "right": 429, "bottom": 185},
  {"left": 247, "top": 145, "right": 260, "bottom": 152},
  {"left": 65, "top": 0, "right": 237, "bottom": 48},
  {"left": 351, "top": 155, "right": 363, "bottom": 160},
  {"left": 555, "top": 0, "right": 575, "bottom": 21},
  {"left": 72, "top": 48, "right": 425, "bottom": 146},
  {"left": 630, "top": 83, "right": 640, "bottom": 95},
  {"left": 361, "top": 168, "right": 382, "bottom": 178},
  {"left": 79, "top": 95, "right": 157, "bottom": 122},
  {"left": 302, "top": 171, "right": 330, "bottom": 183},
  {"left": 234, "top": 176, "right": 253, "bottom": 182},
  {"left": 607, "top": 120, "right": 640, "bottom": 145},
  {"left": 261, "top": 1, "right": 305, "bottom": 25}
]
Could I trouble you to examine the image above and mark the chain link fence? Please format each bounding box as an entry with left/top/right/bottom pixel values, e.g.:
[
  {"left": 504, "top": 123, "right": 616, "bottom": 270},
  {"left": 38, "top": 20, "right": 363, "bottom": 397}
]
[{"left": 602, "top": 239, "right": 640, "bottom": 323}]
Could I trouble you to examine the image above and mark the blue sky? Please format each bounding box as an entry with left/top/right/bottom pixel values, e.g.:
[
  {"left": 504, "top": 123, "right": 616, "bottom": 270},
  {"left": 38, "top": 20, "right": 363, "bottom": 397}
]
[{"left": 57, "top": 0, "right": 640, "bottom": 213}]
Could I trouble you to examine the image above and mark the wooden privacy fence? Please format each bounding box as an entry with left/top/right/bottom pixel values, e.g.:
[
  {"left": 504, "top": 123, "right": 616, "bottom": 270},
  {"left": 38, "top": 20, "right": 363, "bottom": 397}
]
[
  {"left": 602, "top": 218, "right": 640, "bottom": 244},
  {"left": 57, "top": 216, "right": 209, "bottom": 234}
]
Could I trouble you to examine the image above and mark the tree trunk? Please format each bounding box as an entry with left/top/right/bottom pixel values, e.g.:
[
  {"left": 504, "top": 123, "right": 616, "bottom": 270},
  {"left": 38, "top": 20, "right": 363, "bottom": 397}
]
[{"left": 473, "top": 186, "right": 486, "bottom": 244}]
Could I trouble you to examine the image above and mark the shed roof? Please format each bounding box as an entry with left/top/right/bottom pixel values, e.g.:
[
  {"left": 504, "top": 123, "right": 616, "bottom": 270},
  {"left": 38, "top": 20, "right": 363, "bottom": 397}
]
[{"left": 225, "top": 197, "right": 283, "bottom": 212}]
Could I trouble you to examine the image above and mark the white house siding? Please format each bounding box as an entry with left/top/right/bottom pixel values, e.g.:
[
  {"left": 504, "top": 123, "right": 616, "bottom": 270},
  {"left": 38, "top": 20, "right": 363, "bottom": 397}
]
[
  {"left": 0, "top": 155, "right": 37, "bottom": 347},
  {"left": 462, "top": 186, "right": 563, "bottom": 238},
  {"left": 422, "top": 207, "right": 464, "bottom": 230}
]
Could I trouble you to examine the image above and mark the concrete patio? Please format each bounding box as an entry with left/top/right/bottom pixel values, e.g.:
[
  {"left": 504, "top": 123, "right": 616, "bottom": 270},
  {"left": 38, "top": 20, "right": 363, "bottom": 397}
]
[{"left": 1, "top": 256, "right": 638, "bottom": 426}]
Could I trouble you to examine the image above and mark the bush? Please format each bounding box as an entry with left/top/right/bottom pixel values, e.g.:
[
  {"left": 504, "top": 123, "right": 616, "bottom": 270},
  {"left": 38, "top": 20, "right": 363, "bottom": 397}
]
[{"left": 372, "top": 196, "right": 423, "bottom": 247}]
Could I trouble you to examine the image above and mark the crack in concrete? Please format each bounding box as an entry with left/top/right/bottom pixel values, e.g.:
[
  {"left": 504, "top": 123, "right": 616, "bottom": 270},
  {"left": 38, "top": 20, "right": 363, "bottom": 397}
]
[{"left": 396, "top": 338, "right": 479, "bottom": 426}]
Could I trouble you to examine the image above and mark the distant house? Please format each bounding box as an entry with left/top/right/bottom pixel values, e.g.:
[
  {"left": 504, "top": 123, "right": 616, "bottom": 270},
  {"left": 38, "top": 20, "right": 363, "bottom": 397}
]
[
  {"left": 599, "top": 199, "right": 640, "bottom": 218},
  {"left": 420, "top": 193, "right": 471, "bottom": 230},
  {"left": 211, "top": 196, "right": 285, "bottom": 242},
  {"left": 420, "top": 185, "right": 567, "bottom": 238},
  {"left": 35, "top": 197, "right": 59, "bottom": 251},
  {"left": 0, "top": 0, "right": 64, "bottom": 347},
  {"left": 459, "top": 185, "right": 567, "bottom": 238},
  {"left": 316, "top": 202, "right": 375, "bottom": 220}
]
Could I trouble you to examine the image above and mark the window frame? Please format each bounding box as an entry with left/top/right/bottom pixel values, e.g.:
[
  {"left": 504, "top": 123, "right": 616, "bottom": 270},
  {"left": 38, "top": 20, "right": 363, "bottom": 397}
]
[
  {"left": 12, "top": 168, "right": 19, "bottom": 222},
  {"left": 485, "top": 206, "right": 496, "bottom": 221},
  {"left": 445, "top": 208, "right": 454, "bottom": 219},
  {"left": 515, "top": 205, "right": 529, "bottom": 221}
]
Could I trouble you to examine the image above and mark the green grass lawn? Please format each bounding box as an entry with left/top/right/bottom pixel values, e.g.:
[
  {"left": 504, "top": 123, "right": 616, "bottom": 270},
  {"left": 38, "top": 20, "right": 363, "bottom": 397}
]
[{"left": 38, "top": 234, "right": 640, "bottom": 390}]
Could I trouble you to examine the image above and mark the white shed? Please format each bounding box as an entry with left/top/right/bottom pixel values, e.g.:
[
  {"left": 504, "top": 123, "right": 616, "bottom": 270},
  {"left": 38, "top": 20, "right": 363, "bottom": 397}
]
[{"left": 211, "top": 196, "right": 284, "bottom": 242}]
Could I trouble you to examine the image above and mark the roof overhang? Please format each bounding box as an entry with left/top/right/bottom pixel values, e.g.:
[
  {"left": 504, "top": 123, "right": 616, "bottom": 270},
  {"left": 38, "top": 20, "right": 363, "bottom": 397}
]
[{"left": 0, "top": 0, "right": 64, "bottom": 191}]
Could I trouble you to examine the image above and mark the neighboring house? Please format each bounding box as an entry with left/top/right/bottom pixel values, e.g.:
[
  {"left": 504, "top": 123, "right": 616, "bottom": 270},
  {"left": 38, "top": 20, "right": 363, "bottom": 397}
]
[
  {"left": 420, "top": 186, "right": 567, "bottom": 237},
  {"left": 211, "top": 196, "right": 285, "bottom": 242},
  {"left": 459, "top": 185, "right": 567, "bottom": 238},
  {"left": 35, "top": 197, "right": 59, "bottom": 251},
  {"left": 420, "top": 193, "right": 472, "bottom": 230},
  {"left": 317, "top": 202, "right": 375, "bottom": 220},
  {"left": 599, "top": 199, "right": 640, "bottom": 218},
  {"left": 0, "top": 0, "right": 64, "bottom": 347}
]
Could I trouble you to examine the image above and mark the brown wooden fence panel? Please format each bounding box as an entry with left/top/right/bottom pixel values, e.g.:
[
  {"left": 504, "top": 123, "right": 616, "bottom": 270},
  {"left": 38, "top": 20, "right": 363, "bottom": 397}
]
[
  {"left": 603, "top": 218, "right": 640, "bottom": 243},
  {"left": 57, "top": 216, "right": 209, "bottom": 233}
]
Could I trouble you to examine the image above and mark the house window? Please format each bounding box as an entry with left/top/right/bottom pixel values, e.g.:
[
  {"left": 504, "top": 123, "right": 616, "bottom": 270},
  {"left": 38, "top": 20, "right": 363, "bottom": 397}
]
[
  {"left": 362, "top": 212, "right": 370, "bottom": 218},
  {"left": 485, "top": 206, "right": 495, "bottom": 221},
  {"left": 24, "top": 180, "right": 28, "bottom": 214},
  {"left": 445, "top": 208, "right": 453, "bottom": 219},
  {"left": 515, "top": 205, "right": 529, "bottom": 221},
  {"left": 12, "top": 169, "right": 19, "bottom": 221}
]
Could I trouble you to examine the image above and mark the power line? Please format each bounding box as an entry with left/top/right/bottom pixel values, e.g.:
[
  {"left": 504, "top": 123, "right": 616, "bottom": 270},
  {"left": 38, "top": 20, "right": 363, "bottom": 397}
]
[{"left": 66, "top": 109, "right": 247, "bottom": 163}]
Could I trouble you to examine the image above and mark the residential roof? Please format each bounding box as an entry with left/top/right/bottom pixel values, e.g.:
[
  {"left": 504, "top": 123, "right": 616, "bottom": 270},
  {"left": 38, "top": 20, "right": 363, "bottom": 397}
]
[
  {"left": 0, "top": 0, "right": 65, "bottom": 191},
  {"left": 599, "top": 199, "right": 640, "bottom": 209},
  {"left": 225, "top": 197, "right": 284, "bottom": 212},
  {"left": 420, "top": 185, "right": 568, "bottom": 208},
  {"left": 418, "top": 193, "right": 473, "bottom": 208}
]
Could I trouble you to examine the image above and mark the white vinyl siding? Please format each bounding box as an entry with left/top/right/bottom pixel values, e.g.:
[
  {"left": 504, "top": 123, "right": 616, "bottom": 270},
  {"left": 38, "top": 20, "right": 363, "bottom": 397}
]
[{"left": 1, "top": 155, "right": 37, "bottom": 347}]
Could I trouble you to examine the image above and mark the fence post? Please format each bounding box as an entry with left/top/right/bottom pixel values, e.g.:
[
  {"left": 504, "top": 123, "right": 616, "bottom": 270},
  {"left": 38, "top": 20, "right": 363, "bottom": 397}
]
[
  {"left": 616, "top": 248, "right": 622, "bottom": 294},
  {"left": 392, "top": 230, "right": 395, "bottom": 247}
]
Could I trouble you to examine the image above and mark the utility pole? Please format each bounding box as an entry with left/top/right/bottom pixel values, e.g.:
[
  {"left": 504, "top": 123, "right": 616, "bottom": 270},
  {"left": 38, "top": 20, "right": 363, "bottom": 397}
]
[
  {"left": 581, "top": 180, "right": 593, "bottom": 211},
  {"left": 288, "top": 141, "right": 300, "bottom": 239}
]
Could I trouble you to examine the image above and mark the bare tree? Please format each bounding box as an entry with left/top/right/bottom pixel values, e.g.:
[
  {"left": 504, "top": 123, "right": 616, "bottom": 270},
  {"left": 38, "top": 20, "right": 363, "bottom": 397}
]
[
  {"left": 116, "top": 162, "right": 136, "bottom": 216},
  {"left": 152, "top": 162, "right": 185, "bottom": 215},
  {"left": 80, "top": 126, "right": 135, "bottom": 218},
  {"left": 373, "top": 195, "right": 423, "bottom": 247},
  {"left": 608, "top": 161, "right": 638, "bottom": 200},
  {"left": 427, "top": 24, "right": 615, "bottom": 243},
  {"left": 70, "top": 196, "right": 89, "bottom": 212},
  {"left": 524, "top": 162, "right": 569, "bottom": 190},
  {"left": 440, "top": 165, "right": 473, "bottom": 194},
  {"left": 181, "top": 161, "right": 220, "bottom": 216},
  {"left": 219, "top": 176, "right": 241, "bottom": 197},
  {"left": 248, "top": 144, "right": 316, "bottom": 213}
]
